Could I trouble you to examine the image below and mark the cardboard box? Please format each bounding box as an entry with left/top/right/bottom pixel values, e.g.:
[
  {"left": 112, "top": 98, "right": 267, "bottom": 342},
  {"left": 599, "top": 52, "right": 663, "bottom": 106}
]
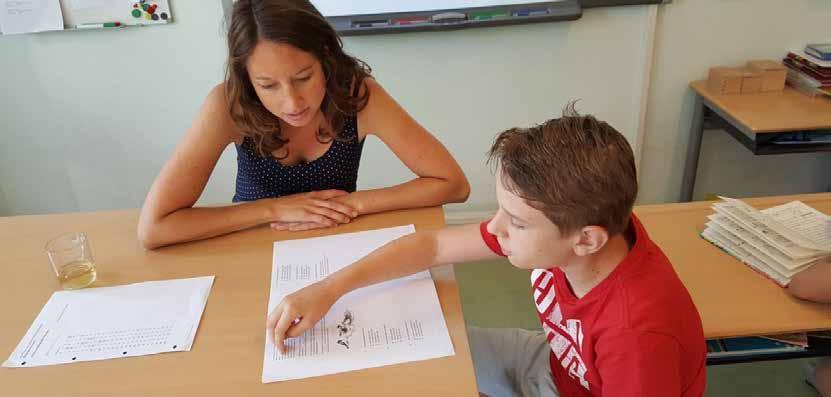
[
  {"left": 739, "top": 68, "right": 763, "bottom": 94},
  {"left": 747, "top": 60, "right": 787, "bottom": 92},
  {"left": 709, "top": 67, "right": 743, "bottom": 94}
]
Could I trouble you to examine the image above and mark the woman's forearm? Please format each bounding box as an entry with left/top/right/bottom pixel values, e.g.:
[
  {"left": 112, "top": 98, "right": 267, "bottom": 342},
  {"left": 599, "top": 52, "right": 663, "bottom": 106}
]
[
  {"left": 137, "top": 200, "right": 272, "bottom": 249},
  {"left": 345, "top": 176, "right": 470, "bottom": 215}
]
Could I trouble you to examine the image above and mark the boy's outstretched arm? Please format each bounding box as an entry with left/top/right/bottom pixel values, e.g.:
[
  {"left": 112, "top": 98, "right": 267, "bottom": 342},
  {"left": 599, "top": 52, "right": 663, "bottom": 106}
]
[{"left": 267, "top": 223, "right": 500, "bottom": 352}]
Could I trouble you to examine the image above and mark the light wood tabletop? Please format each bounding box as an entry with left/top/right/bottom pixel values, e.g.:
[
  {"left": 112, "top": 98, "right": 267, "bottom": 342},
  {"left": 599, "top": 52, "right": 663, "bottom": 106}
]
[
  {"left": 690, "top": 80, "right": 831, "bottom": 134},
  {"left": 0, "top": 206, "right": 478, "bottom": 396},
  {"left": 635, "top": 192, "right": 831, "bottom": 339}
]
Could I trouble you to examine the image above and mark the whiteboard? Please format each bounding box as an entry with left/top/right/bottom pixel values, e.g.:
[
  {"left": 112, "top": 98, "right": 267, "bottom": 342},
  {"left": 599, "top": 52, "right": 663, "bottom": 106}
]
[{"left": 311, "top": 0, "right": 562, "bottom": 17}]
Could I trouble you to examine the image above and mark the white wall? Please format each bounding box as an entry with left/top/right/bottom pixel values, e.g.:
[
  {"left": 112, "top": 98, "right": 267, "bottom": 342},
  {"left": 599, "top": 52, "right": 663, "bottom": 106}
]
[
  {"left": 0, "top": 3, "right": 654, "bottom": 216},
  {"left": 0, "top": 1, "right": 228, "bottom": 215},
  {"left": 348, "top": 5, "right": 655, "bottom": 213},
  {"left": 639, "top": 0, "right": 831, "bottom": 203},
  {"left": 0, "top": 184, "right": 8, "bottom": 215}
]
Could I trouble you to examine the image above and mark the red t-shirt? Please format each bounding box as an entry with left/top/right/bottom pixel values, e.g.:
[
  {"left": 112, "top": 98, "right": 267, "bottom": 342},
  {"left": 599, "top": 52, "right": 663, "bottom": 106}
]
[{"left": 479, "top": 214, "right": 706, "bottom": 397}]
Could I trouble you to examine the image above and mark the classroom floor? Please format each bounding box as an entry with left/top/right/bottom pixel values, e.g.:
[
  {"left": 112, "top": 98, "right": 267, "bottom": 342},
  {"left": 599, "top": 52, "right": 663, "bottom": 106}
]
[{"left": 454, "top": 259, "right": 822, "bottom": 397}]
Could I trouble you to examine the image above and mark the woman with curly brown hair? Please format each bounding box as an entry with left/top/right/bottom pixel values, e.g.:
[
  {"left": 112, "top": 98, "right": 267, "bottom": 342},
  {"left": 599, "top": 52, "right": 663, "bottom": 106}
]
[{"left": 137, "top": 0, "right": 470, "bottom": 249}]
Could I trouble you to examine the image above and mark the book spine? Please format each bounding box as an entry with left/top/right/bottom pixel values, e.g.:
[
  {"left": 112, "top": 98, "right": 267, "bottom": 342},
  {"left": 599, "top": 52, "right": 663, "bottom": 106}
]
[
  {"left": 783, "top": 59, "right": 831, "bottom": 84},
  {"left": 787, "top": 52, "right": 831, "bottom": 70},
  {"left": 784, "top": 57, "right": 831, "bottom": 79}
]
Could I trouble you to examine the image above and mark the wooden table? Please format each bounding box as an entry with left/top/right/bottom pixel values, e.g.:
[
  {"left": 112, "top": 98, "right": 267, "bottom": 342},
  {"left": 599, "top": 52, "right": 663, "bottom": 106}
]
[
  {"left": 680, "top": 80, "right": 831, "bottom": 202},
  {"left": 635, "top": 193, "right": 831, "bottom": 340},
  {"left": 0, "top": 207, "right": 478, "bottom": 396}
]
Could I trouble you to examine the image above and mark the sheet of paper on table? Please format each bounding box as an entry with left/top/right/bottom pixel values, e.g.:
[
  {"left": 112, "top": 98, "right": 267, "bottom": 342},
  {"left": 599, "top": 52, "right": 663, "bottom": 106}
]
[{"left": 263, "top": 225, "right": 455, "bottom": 383}]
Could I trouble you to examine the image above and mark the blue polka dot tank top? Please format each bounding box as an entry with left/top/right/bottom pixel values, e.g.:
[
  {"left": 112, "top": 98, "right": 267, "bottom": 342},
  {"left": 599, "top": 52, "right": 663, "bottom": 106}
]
[{"left": 232, "top": 116, "right": 364, "bottom": 202}]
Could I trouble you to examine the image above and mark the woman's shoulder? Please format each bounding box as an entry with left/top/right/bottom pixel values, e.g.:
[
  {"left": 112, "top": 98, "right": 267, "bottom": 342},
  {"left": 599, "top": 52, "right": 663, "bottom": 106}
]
[
  {"left": 200, "top": 82, "right": 245, "bottom": 144},
  {"left": 355, "top": 77, "right": 400, "bottom": 137},
  {"left": 205, "top": 82, "right": 230, "bottom": 113},
  {"left": 353, "top": 77, "right": 381, "bottom": 114}
]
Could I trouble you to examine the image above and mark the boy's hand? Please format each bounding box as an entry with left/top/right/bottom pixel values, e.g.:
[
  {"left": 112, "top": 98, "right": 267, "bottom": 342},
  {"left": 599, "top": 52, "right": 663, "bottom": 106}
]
[{"left": 266, "top": 280, "right": 339, "bottom": 353}]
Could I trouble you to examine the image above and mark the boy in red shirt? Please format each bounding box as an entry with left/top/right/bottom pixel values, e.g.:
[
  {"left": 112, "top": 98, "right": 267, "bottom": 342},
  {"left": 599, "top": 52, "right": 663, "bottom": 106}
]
[{"left": 267, "top": 105, "right": 707, "bottom": 396}]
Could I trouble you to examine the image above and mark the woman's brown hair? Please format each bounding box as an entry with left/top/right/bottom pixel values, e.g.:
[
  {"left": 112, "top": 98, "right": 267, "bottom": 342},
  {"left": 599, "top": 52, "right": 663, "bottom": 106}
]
[{"left": 225, "top": 0, "right": 372, "bottom": 157}]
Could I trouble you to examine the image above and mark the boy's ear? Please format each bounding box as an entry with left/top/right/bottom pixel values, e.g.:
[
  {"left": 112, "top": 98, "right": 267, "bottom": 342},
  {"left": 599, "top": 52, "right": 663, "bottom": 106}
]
[{"left": 572, "top": 226, "right": 609, "bottom": 257}]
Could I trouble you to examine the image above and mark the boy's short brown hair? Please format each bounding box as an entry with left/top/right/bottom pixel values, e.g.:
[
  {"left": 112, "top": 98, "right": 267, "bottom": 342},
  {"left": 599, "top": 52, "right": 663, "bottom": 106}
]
[{"left": 488, "top": 103, "right": 638, "bottom": 236}]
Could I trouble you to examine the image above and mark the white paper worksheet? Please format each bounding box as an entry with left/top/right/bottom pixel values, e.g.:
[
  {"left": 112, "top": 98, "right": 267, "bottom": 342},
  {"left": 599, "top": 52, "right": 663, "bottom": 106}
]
[
  {"left": 0, "top": 0, "right": 63, "bottom": 35},
  {"left": 4, "top": 276, "right": 214, "bottom": 368},
  {"left": 262, "top": 225, "right": 455, "bottom": 383},
  {"left": 763, "top": 201, "right": 831, "bottom": 251}
]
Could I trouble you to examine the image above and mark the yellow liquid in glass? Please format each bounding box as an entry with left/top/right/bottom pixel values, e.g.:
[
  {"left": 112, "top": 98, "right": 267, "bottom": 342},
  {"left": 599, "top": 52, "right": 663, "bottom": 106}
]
[{"left": 59, "top": 260, "right": 97, "bottom": 290}]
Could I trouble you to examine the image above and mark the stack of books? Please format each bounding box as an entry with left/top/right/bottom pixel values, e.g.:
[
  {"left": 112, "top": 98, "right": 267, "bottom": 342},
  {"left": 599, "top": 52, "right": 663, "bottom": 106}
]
[
  {"left": 784, "top": 43, "right": 831, "bottom": 98},
  {"left": 706, "top": 331, "right": 831, "bottom": 361},
  {"left": 701, "top": 197, "right": 831, "bottom": 287},
  {"left": 806, "top": 43, "right": 831, "bottom": 61},
  {"left": 706, "top": 336, "right": 805, "bottom": 360}
]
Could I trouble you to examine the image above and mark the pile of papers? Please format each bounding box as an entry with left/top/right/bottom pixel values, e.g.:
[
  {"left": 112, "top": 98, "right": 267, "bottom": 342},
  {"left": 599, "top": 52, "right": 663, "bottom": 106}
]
[
  {"left": 701, "top": 197, "right": 831, "bottom": 286},
  {"left": 4, "top": 276, "right": 214, "bottom": 368}
]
